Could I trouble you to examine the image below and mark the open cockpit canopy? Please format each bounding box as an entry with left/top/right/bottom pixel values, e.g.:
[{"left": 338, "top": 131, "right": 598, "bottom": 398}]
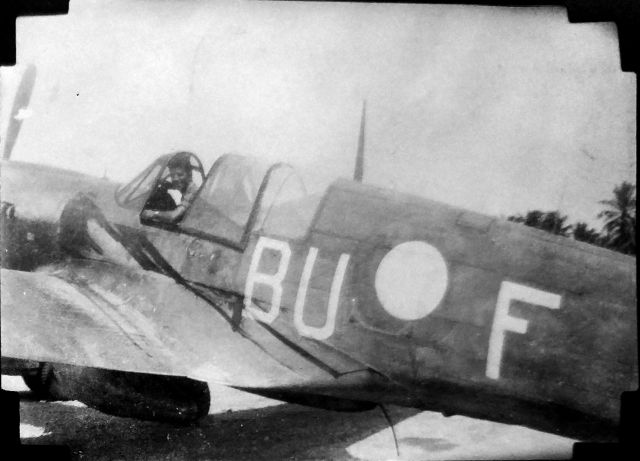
[
  {"left": 115, "top": 152, "right": 205, "bottom": 211},
  {"left": 116, "top": 152, "right": 323, "bottom": 247},
  {"left": 181, "top": 153, "right": 322, "bottom": 246}
]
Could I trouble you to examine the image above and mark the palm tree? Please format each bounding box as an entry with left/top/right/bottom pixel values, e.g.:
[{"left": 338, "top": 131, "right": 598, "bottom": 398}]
[
  {"left": 598, "top": 182, "right": 636, "bottom": 255},
  {"left": 572, "top": 222, "right": 602, "bottom": 245},
  {"left": 539, "top": 211, "right": 572, "bottom": 236},
  {"left": 508, "top": 210, "right": 572, "bottom": 236},
  {"left": 508, "top": 210, "right": 543, "bottom": 226}
]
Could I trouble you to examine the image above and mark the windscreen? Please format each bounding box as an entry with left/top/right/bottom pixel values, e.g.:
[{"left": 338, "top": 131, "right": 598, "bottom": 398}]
[
  {"left": 115, "top": 159, "right": 164, "bottom": 210},
  {"left": 181, "top": 154, "right": 268, "bottom": 244}
]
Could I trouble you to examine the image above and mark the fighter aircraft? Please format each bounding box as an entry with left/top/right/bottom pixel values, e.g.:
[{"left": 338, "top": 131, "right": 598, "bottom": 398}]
[{"left": 1, "top": 64, "right": 636, "bottom": 442}]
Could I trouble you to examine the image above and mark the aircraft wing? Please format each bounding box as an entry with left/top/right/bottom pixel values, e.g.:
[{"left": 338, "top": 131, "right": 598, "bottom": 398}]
[
  {"left": 0, "top": 260, "right": 309, "bottom": 388},
  {"left": 2, "top": 267, "right": 183, "bottom": 376}
]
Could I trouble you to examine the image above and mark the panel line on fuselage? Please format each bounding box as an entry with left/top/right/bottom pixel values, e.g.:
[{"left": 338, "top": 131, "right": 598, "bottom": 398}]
[{"left": 108, "top": 223, "right": 348, "bottom": 379}]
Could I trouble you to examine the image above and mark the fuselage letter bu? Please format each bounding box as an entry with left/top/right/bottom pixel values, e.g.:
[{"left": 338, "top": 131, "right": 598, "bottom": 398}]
[{"left": 244, "top": 236, "right": 350, "bottom": 339}]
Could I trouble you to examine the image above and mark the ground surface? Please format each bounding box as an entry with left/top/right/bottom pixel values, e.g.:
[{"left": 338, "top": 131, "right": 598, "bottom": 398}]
[{"left": 2, "top": 375, "right": 577, "bottom": 460}]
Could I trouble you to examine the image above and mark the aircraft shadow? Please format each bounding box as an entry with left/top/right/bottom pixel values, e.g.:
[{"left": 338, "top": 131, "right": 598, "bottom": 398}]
[{"left": 19, "top": 397, "right": 421, "bottom": 460}]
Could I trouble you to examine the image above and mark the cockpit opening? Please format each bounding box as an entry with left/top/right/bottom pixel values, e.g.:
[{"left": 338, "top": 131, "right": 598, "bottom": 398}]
[
  {"left": 140, "top": 152, "right": 205, "bottom": 224},
  {"left": 115, "top": 151, "right": 204, "bottom": 220},
  {"left": 116, "top": 152, "right": 323, "bottom": 247},
  {"left": 116, "top": 152, "right": 204, "bottom": 224}
]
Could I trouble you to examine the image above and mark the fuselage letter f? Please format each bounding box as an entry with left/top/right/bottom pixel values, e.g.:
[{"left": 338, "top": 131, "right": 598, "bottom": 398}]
[{"left": 486, "top": 281, "right": 561, "bottom": 380}]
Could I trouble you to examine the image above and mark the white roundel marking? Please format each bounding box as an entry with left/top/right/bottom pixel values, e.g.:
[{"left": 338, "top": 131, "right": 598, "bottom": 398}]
[{"left": 374, "top": 241, "right": 448, "bottom": 320}]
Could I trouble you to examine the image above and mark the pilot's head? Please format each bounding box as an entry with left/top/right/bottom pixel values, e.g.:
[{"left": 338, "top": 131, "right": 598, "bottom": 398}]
[{"left": 167, "top": 152, "right": 193, "bottom": 191}]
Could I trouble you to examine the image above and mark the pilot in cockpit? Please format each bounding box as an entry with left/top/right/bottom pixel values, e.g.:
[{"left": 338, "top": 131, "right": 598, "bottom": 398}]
[{"left": 141, "top": 152, "right": 199, "bottom": 224}]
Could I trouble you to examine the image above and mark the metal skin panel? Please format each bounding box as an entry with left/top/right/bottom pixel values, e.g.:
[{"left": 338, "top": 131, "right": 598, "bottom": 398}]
[
  {"left": 0, "top": 160, "right": 139, "bottom": 271},
  {"left": 0, "top": 260, "right": 307, "bottom": 389},
  {"left": 0, "top": 160, "right": 129, "bottom": 224},
  {"left": 305, "top": 180, "right": 636, "bottom": 429},
  {"left": 236, "top": 235, "right": 368, "bottom": 378}
]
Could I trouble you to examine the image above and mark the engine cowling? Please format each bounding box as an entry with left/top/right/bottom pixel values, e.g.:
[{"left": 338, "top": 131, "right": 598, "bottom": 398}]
[{"left": 40, "top": 363, "right": 210, "bottom": 423}]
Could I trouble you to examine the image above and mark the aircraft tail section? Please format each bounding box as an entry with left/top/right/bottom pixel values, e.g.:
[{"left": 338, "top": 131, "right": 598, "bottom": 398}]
[{"left": 307, "top": 178, "right": 636, "bottom": 440}]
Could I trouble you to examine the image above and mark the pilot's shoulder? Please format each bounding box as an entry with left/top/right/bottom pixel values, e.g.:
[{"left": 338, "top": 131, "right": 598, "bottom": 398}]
[
  {"left": 180, "top": 181, "right": 199, "bottom": 206},
  {"left": 184, "top": 181, "right": 199, "bottom": 197}
]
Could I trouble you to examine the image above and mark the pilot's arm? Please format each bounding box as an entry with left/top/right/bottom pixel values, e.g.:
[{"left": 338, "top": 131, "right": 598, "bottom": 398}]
[
  {"left": 142, "top": 182, "right": 198, "bottom": 224},
  {"left": 141, "top": 206, "right": 187, "bottom": 224}
]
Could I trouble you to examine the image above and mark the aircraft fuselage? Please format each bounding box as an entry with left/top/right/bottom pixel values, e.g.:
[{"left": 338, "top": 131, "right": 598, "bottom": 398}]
[{"left": 1, "top": 157, "right": 636, "bottom": 441}]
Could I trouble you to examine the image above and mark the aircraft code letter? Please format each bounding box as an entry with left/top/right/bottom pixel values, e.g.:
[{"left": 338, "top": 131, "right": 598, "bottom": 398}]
[
  {"left": 486, "top": 281, "right": 561, "bottom": 380},
  {"left": 244, "top": 236, "right": 291, "bottom": 324},
  {"left": 294, "top": 248, "right": 350, "bottom": 340}
]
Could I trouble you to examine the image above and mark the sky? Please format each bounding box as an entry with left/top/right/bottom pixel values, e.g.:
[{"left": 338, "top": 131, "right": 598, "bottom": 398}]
[{"left": 2, "top": 0, "right": 636, "bottom": 227}]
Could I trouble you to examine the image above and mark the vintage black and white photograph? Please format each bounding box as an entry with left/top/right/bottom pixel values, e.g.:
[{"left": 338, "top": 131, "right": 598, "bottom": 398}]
[{"left": 1, "top": 0, "right": 636, "bottom": 459}]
